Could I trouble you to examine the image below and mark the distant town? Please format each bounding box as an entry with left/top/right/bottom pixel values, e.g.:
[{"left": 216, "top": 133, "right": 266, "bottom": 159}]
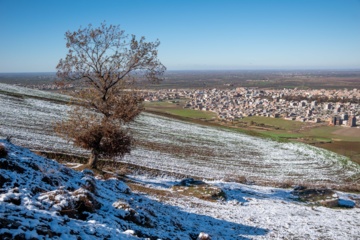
[
  {"left": 12, "top": 81, "right": 360, "bottom": 127},
  {"left": 144, "top": 87, "right": 360, "bottom": 127}
]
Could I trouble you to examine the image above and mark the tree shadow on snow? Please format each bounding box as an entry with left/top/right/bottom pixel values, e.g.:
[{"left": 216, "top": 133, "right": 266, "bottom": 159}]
[{"left": 123, "top": 191, "right": 270, "bottom": 240}]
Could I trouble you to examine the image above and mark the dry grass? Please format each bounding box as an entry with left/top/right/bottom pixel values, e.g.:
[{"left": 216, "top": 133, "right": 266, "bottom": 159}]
[
  {"left": 34, "top": 149, "right": 360, "bottom": 194},
  {"left": 172, "top": 184, "right": 226, "bottom": 201},
  {"left": 116, "top": 166, "right": 130, "bottom": 176},
  {"left": 36, "top": 151, "right": 88, "bottom": 164},
  {"left": 127, "top": 182, "right": 175, "bottom": 202},
  {"left": 335, "top": 183, "right": 360, "bottom": 193},
  {"left": 223, "top": 175, "right": 248, "bottom": 184}
]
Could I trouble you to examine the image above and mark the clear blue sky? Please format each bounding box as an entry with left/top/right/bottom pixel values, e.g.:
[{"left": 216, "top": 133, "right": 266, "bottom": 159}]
[{"left": 0, "top": 0, "right": 359, "bottom": 72}]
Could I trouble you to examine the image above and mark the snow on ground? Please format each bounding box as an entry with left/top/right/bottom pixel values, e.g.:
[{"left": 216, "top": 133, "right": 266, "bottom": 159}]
[
  {"left": 0, "top": 83, "right": 70, "bottom": 102},
  {"left": 1, "top": 83, "right": 360, "bottom": 239},
  {"left": 1, "top": 140, "right": 360, "bottom": 240},
  {"left": 0, "top": 83, "right": 359, "bottom": 188},
  {"left": 166, "top": 186, "right": 360, "bottom": 239},
  {"left": 128, "top": 114, "right": 360, "bottom": 184},
  {"left": 0, "top": 86, "right": 80, "bottom": 154},
  {"left": 128, "top": 175, "right": 360, "bottom": 240}
]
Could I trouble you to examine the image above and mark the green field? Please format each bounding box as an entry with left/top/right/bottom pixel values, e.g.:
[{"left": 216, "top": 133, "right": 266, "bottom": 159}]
[
  {"left": 304, "top": 126, "right": 360, "bottom": 142},
  {"left": 238, "top": 116, "right": 306, "bottom": 131},
  {"left": 145, "top": 101, "right": 216, "bottom": 120},
  {"left": 144, "top": 102, "right": 360, "bottom": 164}
]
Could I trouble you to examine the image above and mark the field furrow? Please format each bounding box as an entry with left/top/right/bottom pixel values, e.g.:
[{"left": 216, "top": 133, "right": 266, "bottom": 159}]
[{"left": 1, "top": 84, "right": 359, "bottom": 186}]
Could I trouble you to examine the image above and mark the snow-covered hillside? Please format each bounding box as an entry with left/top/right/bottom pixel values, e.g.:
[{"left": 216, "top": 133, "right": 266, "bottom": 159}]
[
  {"left": 0, "top": 83, "right": 359, "bottom": 187},
  {"left": 1, "top": 140, "right": 360, "bottom": 239}
]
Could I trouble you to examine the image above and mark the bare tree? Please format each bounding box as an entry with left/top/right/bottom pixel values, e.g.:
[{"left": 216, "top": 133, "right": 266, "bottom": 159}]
[{"left": 56, "top": 23, "right": 166, "bottom": 168}]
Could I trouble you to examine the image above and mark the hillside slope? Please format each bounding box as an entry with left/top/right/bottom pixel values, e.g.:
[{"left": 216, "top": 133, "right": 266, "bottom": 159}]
[
  {"left": 0, "top": 140, "right": 230, "bottom": 239},
  {"left": 1, "top": 83, "right": 359, "bottom": 188},
  {"left": 1, "top": 140, "right": 360, "bottom": 239}
]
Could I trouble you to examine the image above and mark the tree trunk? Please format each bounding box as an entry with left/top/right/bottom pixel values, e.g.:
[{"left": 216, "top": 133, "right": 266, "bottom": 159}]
[{"left": 88, "top": 149, "right": 99, "bottom": 169}]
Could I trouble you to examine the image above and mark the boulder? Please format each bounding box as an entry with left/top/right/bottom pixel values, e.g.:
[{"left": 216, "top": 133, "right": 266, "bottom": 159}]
[
  {"left": 292, "top": 186, "right": 338, "bottom": 207},
  {"left": 176, "top": 178, "right": 206, "bottom": 187}
]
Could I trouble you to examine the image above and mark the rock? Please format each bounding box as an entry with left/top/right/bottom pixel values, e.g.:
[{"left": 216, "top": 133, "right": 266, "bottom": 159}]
[
  {"left": 0, "top": 232, "right": 12, "bottom": 240},
  {"left": 123, "top": 229, "right": 136, "bottom": 236},
  {"left": 3, "top": 188, "right": 21, "bottom": 205},
  {"left": 293, "top": 185, "right": 307, "bottom": 191},
  {"left": 31, "top": 186, "right": 47, "bottom": 195},
  {"left": 36, "top": 224, "right": 61, "bottom": 237},
  {"left": 13, "top": 233, "right": 26, "bottom": 240},
  {"left": 4, "top": 196, "right": 21, "bottom": 206},
  {"left": 60, "top": 167, "right": 73, "bottom": 177},
  {"left": 338, "top": 199, "right": 355, "bottom": 208},
  {"left": 42, "top": 187, "right": 101, "bottom": 220},
  {"left": 113, "top": 199, "right": 130, "bottom": 209},
  {"left": 121, "top": 208, "right": 154, "bottom": 228},
  {"left": 0, "top": 173, "right": 10, "bottom": 188},
  {"left": 72, "top": 188, "right": 101, "bottom": 212},
  {"left": 0, "top": 218, "right": 21, "bottom": 229},
  {"left": 197, "top": 232, "right": 211, "bottom": 240},
  {"left": 292, "top": 186, "right": 339, "bottom": 207},
  {"left": 176, "top": 178, "right": 206, "bottom": 187},
  {"left": 0, "top": 160, "right": 25, "bottom": 173},
  {"left": 24, "top": 162, "right": 40, "bottom": 171},
  {"left": 41, "top": 175, "right": 60, "bottom": 186},
  {"left": 81, "top": 176, "right": 96, "bottom": 193}
]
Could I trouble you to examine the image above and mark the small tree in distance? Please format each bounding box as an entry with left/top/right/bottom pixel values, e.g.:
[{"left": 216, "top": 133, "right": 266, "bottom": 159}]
[{"left": 56, "top": 23, "right": 166, "bottom": 169}]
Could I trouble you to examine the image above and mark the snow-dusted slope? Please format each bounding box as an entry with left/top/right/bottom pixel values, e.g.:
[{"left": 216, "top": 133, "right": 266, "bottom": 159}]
[
  {"left": 0, "top": 84, "right": 79, "bottom": 154},
  {"left": 1, "top": 140, "right": 360, "bottom": 239},
  {"left": 129, "top": 113, "right": 360, "bottom": 184},
  {"left": 0, "top": 83, "right": 359, "bottom": 187},
  {"left": 1, "top": 140, "right": 254, "bottom": 239},
  {"left": 0, "top": 83, "right": 70, "bottom": 102}
]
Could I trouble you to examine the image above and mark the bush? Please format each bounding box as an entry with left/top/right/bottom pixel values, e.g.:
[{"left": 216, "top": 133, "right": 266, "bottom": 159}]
[{"left": 0, "top": 144, "right": 8, "bottom": 158}]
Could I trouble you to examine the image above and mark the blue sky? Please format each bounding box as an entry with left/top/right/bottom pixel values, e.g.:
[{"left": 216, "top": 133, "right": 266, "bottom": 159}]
[{"left": 0, "top": 0, "right": 359, "bottom": 72}]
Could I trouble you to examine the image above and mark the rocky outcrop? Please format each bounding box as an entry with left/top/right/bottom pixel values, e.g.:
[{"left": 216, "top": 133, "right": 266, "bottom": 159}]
[
  {"left": 173, "top": 178, "right": 226, "bottom": 201},
  {"left": 291, "top": 186, "right": 355, "bottom": 208}
]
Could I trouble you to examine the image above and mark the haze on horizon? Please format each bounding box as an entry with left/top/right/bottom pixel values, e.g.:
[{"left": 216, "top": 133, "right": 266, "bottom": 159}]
[{"left": 1, "top": 0, "right": 360, "bottom": 73}]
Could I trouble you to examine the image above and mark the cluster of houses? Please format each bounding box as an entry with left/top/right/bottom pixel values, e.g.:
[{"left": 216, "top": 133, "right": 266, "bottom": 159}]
[
  {"left": 330, "top": 114, "right": 357, "bottom": 127},
  {"left": 144, "top": 87, "right": 359, "bottom": 127},
  {"left": 19, "top": 83, "right": 74, "bottom": 91}
]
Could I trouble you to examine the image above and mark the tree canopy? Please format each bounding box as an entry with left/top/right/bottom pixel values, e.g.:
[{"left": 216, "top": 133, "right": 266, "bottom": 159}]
[{"left": 56, "top": 23, "right": 165, "bottom": 168}]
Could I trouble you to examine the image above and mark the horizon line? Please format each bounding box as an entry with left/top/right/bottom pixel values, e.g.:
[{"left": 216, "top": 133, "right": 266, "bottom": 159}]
[{"left": 1, "top": 68, "right": 360, "bottom": 74}]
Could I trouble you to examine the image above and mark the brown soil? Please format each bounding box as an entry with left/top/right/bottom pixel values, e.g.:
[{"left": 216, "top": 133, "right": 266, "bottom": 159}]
[
  {"left": 313, "top": 141, "right": 360, "bottom": 165},
  {"left": 332, "top": 127, "right": 360, "bottom": 137}
]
